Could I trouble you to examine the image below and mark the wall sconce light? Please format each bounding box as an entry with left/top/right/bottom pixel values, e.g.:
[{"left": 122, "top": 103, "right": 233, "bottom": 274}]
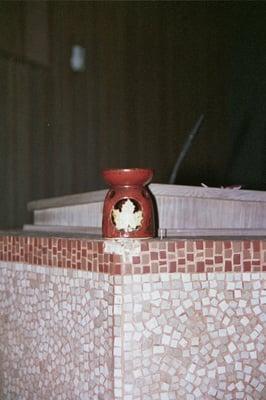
[{"left": 70, "top": 45, "right": 86, "bottom": 72}]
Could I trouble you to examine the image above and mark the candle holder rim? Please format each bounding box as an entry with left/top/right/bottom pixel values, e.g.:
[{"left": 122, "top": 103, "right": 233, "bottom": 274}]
[
  {"left": 102, "top": 167, "right": 154, "bottom": 174},
  {"left": 102, "top": 168, "right": 154, "bottom": 186}
]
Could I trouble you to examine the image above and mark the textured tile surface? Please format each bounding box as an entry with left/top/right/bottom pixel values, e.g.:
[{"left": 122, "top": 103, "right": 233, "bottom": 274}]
[
  {"left": 0, "top": 234, "right": 266, "bottom": 399},
  {"left": 116, "top": 272, "right": 266, "bottom": 399},
  {"left": 0, "top": 262, "right": 114, "bottom": 400},
  {"left": 0, "top": 235, "right": 265, "bottom": 274}
]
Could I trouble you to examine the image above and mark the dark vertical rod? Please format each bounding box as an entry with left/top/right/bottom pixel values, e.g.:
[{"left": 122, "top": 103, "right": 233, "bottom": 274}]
[{"left": 169, "top": 114, "right": 205, "bottom": 184}]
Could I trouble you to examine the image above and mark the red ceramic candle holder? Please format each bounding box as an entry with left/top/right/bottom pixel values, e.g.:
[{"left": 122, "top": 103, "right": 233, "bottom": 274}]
[{"left": 102, "top": 168, "right": 155, "bottom": 238}]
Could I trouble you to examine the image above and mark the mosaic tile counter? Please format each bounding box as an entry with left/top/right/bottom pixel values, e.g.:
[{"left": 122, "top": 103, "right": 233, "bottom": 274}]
[{"left": 0, "top": 234, "right": 266, "bottom": 400}]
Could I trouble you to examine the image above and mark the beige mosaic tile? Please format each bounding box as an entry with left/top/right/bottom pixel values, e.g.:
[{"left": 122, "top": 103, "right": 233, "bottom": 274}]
[
  {"left": 0, "top": 259, "right": 266, "bottom": 399},
  {"left": 0, "top": 262, "right": 114, "bottom": 400},
  {"left": 116, "top": 272, "right": 266, "bottom": 399}
]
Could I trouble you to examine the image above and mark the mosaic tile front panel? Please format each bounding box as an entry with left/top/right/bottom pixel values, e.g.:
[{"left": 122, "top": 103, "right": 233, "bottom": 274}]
[
  {"left": 0, "top": 234, "right": 266, "bottom": 399},
  {"left": 0, "top": 262, "right": 114, "bottom": 400},
  {"left": 114, "top": 272, "right": 266, "bottom": 400}
]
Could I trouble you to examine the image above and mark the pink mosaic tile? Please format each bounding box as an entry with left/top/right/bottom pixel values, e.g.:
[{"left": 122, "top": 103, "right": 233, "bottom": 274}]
[
  {"left": 0, "top": 233, "right": 265, "bottom": 399},
  {"left": 0, "top": 235, "right": 265, "bottom": 275}
]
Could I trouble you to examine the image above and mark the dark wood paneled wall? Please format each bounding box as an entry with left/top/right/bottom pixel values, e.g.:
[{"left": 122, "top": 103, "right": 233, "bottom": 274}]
[
  {"left": 0, "top": 2, "right": 52, "bottom": 228},
  {"left": 0, "top": 56, "right": 53, "bottom": 228},
  {"left": 50, "top": 2, "right": 233, "bottom": 196},
  {"left": 0, "top": 1, "right": 265, "bottom": 228}
]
